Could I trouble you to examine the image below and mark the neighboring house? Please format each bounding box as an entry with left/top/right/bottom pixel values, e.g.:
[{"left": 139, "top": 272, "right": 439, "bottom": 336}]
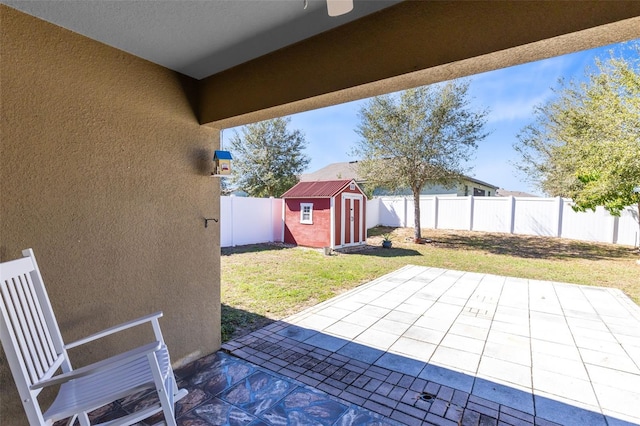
[
  {"left": 495, "top": 189, "right": 539, "bottom": 197},
  {"left": 281, "top": 179, "right": 367, "bottom": 250},
  {"left": 300, "top": 161, "right": 499, "bottom": 197}
]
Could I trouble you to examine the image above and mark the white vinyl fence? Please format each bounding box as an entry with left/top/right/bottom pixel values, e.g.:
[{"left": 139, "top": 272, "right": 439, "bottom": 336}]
[
  {"left": 220, "top": 195, "right": 639, "bottom": 247},
  {"left": 220, "top": 196, "right": 283, "bottom": 247},
  {"left": 369, "top": 195, "right": 640, "bottom": 246}
]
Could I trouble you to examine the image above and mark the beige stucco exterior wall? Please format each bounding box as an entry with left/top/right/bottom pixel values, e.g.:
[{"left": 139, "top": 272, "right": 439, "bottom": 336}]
[{"left": 0, "top": 6, "right": 221, "bottom": 423}]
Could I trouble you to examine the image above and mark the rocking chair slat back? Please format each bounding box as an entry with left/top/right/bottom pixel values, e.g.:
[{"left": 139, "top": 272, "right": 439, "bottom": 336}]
[{"left": 0, "top": 251, "right": 65, "bottom": 394}]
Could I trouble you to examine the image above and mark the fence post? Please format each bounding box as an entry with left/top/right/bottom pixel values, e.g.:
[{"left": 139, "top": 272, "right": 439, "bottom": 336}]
[
  {"left": 281, "top": 198, "right": 286, "bottom": 243},
  {"left": 469, "top": 195, "right": 474, "bottom": 231},
  {"left": 433, "top": 196, "right": 439, "bottom": 229},
  {"left": 612, "top": 215, "right": 619, "bottom": 244},
  {"left": 508, "top": 196, "right": 515, "bottom": 234},
  {"left": 269, "top": 197, "right": 275, "bottom": 242},
  {"left": 556, "top": 196, "right": 563, "bottom": 237},
  {"left": 230, "top": 194, "right": 235, "bottom": 247},
  {"left": 403, "top": 197, "right": 408, "bottom": 228}
]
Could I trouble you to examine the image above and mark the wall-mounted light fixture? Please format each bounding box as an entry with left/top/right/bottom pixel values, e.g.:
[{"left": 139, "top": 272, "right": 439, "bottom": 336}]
[{"left": 212, "top": 150, "right": 233, "bottom": 177}]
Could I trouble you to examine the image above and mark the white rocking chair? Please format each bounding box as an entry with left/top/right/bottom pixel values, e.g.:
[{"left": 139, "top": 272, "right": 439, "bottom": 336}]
[{"left": 0, "top": 249, "right": 187, "bottom": 425}]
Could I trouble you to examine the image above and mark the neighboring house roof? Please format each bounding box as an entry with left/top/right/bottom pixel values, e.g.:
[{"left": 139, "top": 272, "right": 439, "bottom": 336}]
[
  {"left": 300, "top": 161, "right": 499, "bottom": 190},
  {"left": 282, "top": 179, "right": 356, "bottom": 198},
  {"left": 464, "top": 176, "right": 499, "bottom": 190},
  {"left": 300, "top": 161, "right": 362, "bottom": 182},
  {"left": 496, "top": 189, "right": 538, "bottom": 197}
]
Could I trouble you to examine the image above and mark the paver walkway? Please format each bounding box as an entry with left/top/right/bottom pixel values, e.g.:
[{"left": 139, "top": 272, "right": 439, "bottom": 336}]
[
  {"left": 77, "top": 266, "right": 640, "bottom": 425},
  {"left": 223, "top": 265, "right": 640, "bottom": 426}
]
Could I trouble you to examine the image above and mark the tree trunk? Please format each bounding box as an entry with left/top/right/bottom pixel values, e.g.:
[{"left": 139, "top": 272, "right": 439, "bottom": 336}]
[
  {"left": 637, "top": 201, "right": 640, "bottom": 250},
  {"left": 413, "top": 188, "right": 421, "bottom": 242}
]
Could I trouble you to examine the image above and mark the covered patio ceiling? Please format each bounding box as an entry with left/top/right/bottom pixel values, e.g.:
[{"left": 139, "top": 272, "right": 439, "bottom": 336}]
[
  {"left": 4, "top": 1, "right": 640, "bottom": 127},
  {"left": 0, "top": 0, "right": 402, "bottom": 79}
]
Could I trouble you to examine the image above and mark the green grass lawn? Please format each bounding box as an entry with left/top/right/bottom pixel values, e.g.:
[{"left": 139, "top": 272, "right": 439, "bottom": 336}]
[{"left": 221, "top": 227, "right": 640, "bottom": 341}]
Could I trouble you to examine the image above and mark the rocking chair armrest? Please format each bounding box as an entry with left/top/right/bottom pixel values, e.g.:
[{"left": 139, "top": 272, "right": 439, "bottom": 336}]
[
  {"left": 65, "top": 311, "right": 164, "bottom": 350},
  {"left": 31, "top": 341, "right": 162, "bottom": 390}
]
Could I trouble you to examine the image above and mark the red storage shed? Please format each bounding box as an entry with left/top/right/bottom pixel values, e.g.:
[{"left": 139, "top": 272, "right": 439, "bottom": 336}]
[{"left": 282, "top": 179, "right": 367, "bottom": 249}]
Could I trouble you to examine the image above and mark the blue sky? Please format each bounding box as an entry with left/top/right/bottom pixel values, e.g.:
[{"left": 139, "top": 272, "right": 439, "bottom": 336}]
[{"left": 222, "top": 40, "right": 637, "bottom": 195}]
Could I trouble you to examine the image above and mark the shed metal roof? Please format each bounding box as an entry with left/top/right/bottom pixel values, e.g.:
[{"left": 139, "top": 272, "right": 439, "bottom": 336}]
[{"left": 281, "top": 179, "right": 355, "bottom": 198}]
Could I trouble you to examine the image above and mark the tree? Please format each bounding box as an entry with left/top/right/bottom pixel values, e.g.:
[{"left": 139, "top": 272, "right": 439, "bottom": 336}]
[
  {"left": 220, "top": 176, "right": 233, "bottom": 196},
  {"left": 514, "top": 46, "right": 640, "bottom": 224},
  {"left": 229, "top": 117, "right": 310, "bottom": 197},
  {"left": 353, "top": 82, "right": 490, "bottom": 241}
]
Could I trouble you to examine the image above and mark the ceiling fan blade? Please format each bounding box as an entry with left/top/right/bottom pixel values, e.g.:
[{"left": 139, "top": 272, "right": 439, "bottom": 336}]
[{"left": 327, "top": 0, "right": 354, "bottom": 16}]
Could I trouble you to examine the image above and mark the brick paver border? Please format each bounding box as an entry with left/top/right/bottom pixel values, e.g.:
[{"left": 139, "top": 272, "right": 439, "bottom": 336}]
[{"left": 222, "top": 321, "right": 560, "bottom": 426}]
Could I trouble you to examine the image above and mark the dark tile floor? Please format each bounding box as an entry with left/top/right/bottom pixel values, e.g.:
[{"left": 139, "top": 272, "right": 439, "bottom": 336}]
[
  {"left": 220, "top": 321, "right": 557, "bottom": 426},
  {"left": 83, "top": 350, "right": 400, "bottom": 426}
]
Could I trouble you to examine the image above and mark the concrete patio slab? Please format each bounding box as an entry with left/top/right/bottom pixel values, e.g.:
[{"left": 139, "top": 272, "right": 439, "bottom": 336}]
[{"left": 224, "top": 265, "right": 640, "bottom": 425}]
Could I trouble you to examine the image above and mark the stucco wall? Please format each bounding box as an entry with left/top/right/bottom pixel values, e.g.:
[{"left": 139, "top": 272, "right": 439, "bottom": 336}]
[{"left": 0, "top": 6, "right": 220, "bottom": 423}]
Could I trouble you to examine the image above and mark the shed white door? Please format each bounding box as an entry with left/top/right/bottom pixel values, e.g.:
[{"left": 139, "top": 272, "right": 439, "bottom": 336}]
[{"left": 342, "top": 193, "right": 363, "bottom": 246}]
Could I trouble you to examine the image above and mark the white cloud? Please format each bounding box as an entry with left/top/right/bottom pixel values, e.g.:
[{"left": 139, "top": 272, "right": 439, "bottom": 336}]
[
  {"left": 469, "top": 50, "right": 594, "bottom": 124},
  {"left": 486, "top": 92, "right": 551, "bottom": 123}
]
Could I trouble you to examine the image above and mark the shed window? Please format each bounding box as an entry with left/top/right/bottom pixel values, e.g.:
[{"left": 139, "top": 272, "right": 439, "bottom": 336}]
[{"left": 300, "top": 203, "right": 313, "bottom": 224}]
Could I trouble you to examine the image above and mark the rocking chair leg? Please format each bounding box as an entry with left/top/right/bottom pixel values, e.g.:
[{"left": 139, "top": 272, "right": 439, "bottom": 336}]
[
  {"left": 65, "top": 414, "right": 78, "bottom": 426},
  {"left": 147, "top": 352, "right": 177, "bottom": 426},
  {"left": 78, "top": 412, "right": 91, "bottom": 426},
  {"left": 158, "top": 387, "right": 177, "bottom": 426}
]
